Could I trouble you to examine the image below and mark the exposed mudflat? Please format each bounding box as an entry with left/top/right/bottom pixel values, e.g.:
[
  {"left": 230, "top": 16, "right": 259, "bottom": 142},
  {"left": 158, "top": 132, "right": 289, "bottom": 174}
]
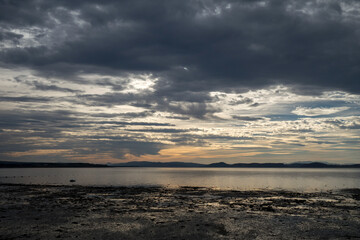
[{"left": 0, "top": 184, "right": 359, "bottom": 239}]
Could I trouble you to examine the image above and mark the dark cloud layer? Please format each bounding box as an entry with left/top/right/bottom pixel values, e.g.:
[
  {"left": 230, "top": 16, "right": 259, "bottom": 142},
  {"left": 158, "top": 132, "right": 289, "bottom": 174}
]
[
  {"left": 77, "top": 91, "right": 219, "bottom": 119},
  {"left": 0, "top": 96, "right": 51, "bottom": 102},
  {"left": 32, "top": 82, "right": 82, "bottom": 93},
  {"left": 232, "top": 116, "right": 265, "bottom": 121},
  {"left": 0, "top": 0, "right": 359, "bottom": 94},
  {"left": 0, "top": 109, "right": 166, "bottom": 160},
  {"left": 1, "top": 0, "right": 359, "bottom": 163}
]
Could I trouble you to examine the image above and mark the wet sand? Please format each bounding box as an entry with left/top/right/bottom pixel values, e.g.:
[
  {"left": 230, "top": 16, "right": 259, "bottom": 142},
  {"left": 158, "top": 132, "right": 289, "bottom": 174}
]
[{"left": 0, "top": 184, "right": 359, "bottom": 239}]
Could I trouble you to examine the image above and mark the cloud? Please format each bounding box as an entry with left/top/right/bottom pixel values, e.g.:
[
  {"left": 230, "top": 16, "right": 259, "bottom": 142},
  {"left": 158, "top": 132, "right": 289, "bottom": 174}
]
[
  {"left": 68, "top": 139, "right": 164, "bottom": 159},
  {"left": 12, "top": 75, "right": 83, "bottom": 93},
  {"left": 0, "top": 96, "right": 51, "bottom": 102},
  {"left": 326, "top": 119, "right": 360, "bottom": 130},
  {"left": 125, "top": 128, "right": 190, "bottom": 133},
  {"left": 0, "top": 109, "right": 166, "bottom": 161},
  {"left": 90, "top": 111, "right": 154, "bottom": 118},
  {"left": 32, "top": 81, "right": 82, "bottom": 93},
  {"left": 232, "top": 116, "right": 264, "bottom": 121},
  {"left": 292, "top": 107, "right": 350, "bottom": 116},
  {"left": 229, "top": 97, "right": 253, "bottom": 105},
  {"left": 156, "top": 102, "right": 220, "bottom": 119},
  {"left": 87, "top": 121, "right": 174, "bottom": 126},
  {"left": 0, "top": 1, "right": 360, "bottom": 164},
  {"left": 0, "top": 0, "right": 359, "bottom": 94},
  {"left": 0, "top": 31, "right": 23, "bottom": 46},
  {"left": 77, "top": 90, "right": 219, "bottom": 119},
  {"left": 0, "top": 109, "right": 78, "bottom": 131},
  {"left": 165, "top": 115, "right": 190, "bottom": 120}
]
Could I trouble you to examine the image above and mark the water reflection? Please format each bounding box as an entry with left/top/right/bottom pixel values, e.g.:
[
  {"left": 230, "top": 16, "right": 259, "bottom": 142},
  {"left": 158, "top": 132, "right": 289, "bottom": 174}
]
[{"left": 0, "top": 167, "right": 359, "bottom": 191}]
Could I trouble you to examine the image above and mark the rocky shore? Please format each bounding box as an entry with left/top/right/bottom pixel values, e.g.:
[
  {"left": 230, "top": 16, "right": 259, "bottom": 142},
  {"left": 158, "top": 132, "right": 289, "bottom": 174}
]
[{"left": 0, "top": 184, "right": 359, "bottom": 239}]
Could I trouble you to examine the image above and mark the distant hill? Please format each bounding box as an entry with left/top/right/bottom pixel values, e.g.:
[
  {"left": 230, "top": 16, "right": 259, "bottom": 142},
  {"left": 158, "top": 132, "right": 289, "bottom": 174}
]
[
  {"left": 0, "top": 161, "right": 108, "bottom": 168},
  {"left": 207, "top": 162, "right": 229, "bottom": 167},
  {"left": 108, "top": 161, "right": 205, "bottom": 168},
  {"left": 110, "top": 161, "right": 359, "bottom": 168},
  {"left": 208, "top": 162, "right": 360, "bottom": 168},
  {"left": 1, "top": 161, "right": 359, "bottom": 168}
]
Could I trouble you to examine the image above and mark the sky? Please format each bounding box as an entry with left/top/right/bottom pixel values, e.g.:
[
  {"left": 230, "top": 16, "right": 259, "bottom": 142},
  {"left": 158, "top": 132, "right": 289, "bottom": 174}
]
[{"left": 0, "top": 0, "right": 359, "bottom": 164}]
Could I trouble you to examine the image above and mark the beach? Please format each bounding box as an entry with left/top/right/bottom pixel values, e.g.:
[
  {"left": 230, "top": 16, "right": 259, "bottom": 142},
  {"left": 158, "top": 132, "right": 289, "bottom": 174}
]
[{"left": 0, "top": 184, "right": 359, "bottom": 239}]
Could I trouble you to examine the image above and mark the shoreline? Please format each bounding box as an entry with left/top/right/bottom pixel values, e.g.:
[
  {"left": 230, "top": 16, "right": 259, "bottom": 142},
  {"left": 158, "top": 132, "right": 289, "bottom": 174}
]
[
  {"left": 2, "top": 182, "right": 358, "bottom": 194},
  {"left": 1, "top": 183, "right": 359, "bottom": 239}
]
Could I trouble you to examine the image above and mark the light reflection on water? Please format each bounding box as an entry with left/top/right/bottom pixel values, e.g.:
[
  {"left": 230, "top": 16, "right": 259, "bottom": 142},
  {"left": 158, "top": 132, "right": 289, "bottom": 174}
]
[{"left": 0, "top": 167, "right": 359, "bottom": 191}]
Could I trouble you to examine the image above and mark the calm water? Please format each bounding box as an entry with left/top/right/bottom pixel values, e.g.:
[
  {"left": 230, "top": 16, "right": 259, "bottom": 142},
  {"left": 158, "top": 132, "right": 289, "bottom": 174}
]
[{"left": 0, "top": 167, "right": 359, "bottom": 191}]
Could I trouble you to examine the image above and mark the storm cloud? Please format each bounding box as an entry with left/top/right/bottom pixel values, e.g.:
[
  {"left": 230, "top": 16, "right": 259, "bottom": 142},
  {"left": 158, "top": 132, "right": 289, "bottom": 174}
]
[{"left": 0, "top": 0, "right": 359, "bottom": 94}]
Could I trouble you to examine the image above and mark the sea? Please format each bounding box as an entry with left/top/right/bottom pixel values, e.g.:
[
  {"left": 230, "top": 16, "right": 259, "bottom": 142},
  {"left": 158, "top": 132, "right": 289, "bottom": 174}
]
[{"left": 0, "top": 167, "right": 360, "bottom": 191}]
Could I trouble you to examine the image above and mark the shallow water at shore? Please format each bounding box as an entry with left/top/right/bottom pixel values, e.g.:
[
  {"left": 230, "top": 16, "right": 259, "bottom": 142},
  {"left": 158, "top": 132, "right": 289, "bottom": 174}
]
[
  {"left": 1, "top": 167, "right": 360, "bottom": 191},
  {"left": 0, "top": 184, "right": 359, "bottom": 239}
]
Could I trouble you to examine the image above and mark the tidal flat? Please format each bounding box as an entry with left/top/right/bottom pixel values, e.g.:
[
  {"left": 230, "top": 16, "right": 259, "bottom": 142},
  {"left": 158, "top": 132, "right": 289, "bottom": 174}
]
[{"left": 0, "top": 184, "right": 359, "bottom": 239}]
